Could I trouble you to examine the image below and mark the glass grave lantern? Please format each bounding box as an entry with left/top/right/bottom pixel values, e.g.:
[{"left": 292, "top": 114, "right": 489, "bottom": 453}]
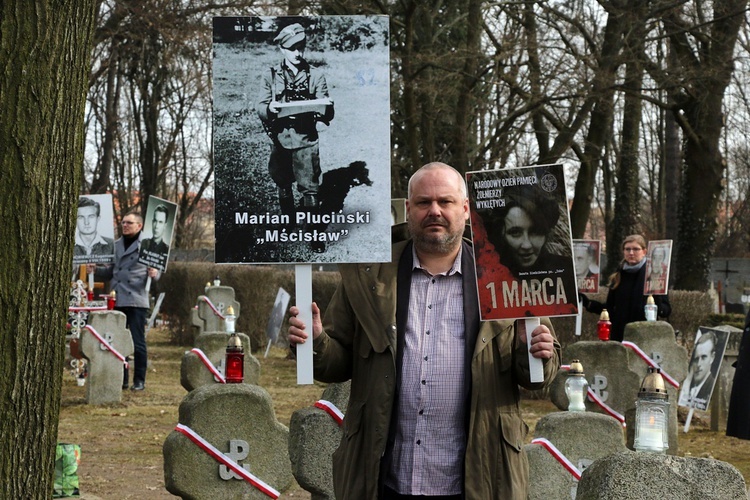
[
  {"left": 225, "top": 332, "right": 244, "bottom": 383},
  {"left": 634, "top": 366, "right": 670, "bottom": 453},
  {"left": 564, "top": 360, "right": 588, "bottom": 412},
  {"left": 597, "top": 309, "right": 611, "bottom": 341},
  {"left": 645, "top": 295, "right": 658, "bottom": 321},
  {"left": 224, "top": 305, "right": 236, "bottom": 333}
]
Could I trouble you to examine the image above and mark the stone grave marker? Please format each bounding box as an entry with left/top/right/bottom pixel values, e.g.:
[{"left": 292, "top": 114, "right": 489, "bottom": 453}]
[
  {"left": 576, "top": 451, "right": 747, "bottom": 500},
  {"left": 527, "top": 411, "right": 627, "bottom": 500},
  {"left": 78, "top": 310, "right": 133, "bottom": 405},
  {"left": 288, "top": 381, "right": 351, "bottom": 500},
  {"left": 181, "top": 332, "right": 261, "bottom": 391},
  {"left": 163, "top": 383, "right": 293, "bottom": 499},
  {"left": 198, "top": 286, "right": 240, "bottom": 333}
]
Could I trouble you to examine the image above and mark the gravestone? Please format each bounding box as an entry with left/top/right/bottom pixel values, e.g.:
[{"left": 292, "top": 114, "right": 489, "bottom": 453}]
[
  {"left": 198, "top": 286, "right": 241, "bottom": 333},
  {"left": 288, "top": 382, "right": 351, "bottom": 500},
  {"left": 180, "top": 332, "right": 261, "bottom": 391},
  {"left": 163, "top": 383, "right": 293, "bottom": 499},
  {"left": 576, "top": 451, "right": 747, "bottom": 500},
  {"left": 78, "top": 310, "right": 133, "bottom": 405},
  {"left": 622, "top": 321, "right": 688, "bottom": 453},
  {"left": 527, "top": 412, "right": 627, "bottom": 500},
  {"left": 549, "top": 341, "right": 641, "bottom": 416},
  {"left": 550, "top": 324, "right": 687, "bottom": 454}
]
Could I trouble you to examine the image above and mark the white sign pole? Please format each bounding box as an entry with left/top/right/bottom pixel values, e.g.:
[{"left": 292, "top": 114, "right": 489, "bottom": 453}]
[
  {"left": 145, "top": 276, "right": 152, "bottom": 293},
  {"left": 575, "top": 298, "right": 583, "bottom": 336},
  {"left": 683, "top": 407, "right": 695, "bottom": 433},
  {"left": 524, "top": 318, "right": 544, "bottom": 383},
  {"left": 295, "top": 264, "right": 314, "bottom": 385}
]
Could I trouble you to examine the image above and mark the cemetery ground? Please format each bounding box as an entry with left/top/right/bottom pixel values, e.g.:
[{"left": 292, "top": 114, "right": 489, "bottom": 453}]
[{"left": 58, "top": 327, "right": 750, "bottom": 499}]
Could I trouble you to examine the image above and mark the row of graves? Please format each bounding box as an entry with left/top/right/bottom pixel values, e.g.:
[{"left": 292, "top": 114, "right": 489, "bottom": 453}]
[
  {"left": 68, "top": 175, "right": 747, "bottom": 498},
  {"left": 64, "top": 15, "right": 747, "bottom": 498},
  {"left": 158, "top": 161, "right": 745, "bottom": 498},
  {"left": 162, "top": 279, "right": 354, "bottom": 499}
]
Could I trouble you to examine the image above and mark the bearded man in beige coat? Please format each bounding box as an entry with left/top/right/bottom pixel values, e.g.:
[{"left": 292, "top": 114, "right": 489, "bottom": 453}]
[{"left": 289, "top": 162, "right": 561, "bottom": 499}]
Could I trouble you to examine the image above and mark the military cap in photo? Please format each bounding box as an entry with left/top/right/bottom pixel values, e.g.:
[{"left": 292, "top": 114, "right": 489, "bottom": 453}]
[{"left": 274, "top": 23, "right": 306, "bottom": 49}]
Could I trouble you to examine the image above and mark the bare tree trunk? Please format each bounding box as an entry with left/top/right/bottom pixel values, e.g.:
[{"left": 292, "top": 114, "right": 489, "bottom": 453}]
[
  {"left": 666, "top": 0, "right": 748, "bottom": 290},
  {"left": 609, "top": 3, "right": 647, "bottom": 272},
  {"left": 0, "top": 1, "right": 96, "bottom": 497},
  {"left": 568, "top": 9, "right": 625, "bottom": 238},
  {"left": 91, "top": 37, "right": 121, "bottom": 194},
  {"left": 663, "top": 104, "right": 681, "bottom": 240},
  {"left": 452, "top": 0, "right": 482, "bottom": 173}
]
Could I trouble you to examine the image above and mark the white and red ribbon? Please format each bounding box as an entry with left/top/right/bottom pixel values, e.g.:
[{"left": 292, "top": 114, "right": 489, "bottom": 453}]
[
  {"left": 314, "top": 400, "right": 344, "bottom": 426},
  {"left": 199, "top": 296, "right": 226, "bottom": 320},
  {"left": 531, "top": 437, "right": 581, "bottom": 481},
  {"left": 621, "top": 341, "right": 679, "bottom": 389},
  {"left": 190, "top": 348, "right": 226, "bottom": 383},
  {"left": 174, "top": 424, "right": 280, "bottom": 499},
  {"left": 586, "top": 388, "right": 626, "bottom": 427},
  {"left": 83, "top": 325, "right": 129, "bottom": 369},
  {"left": 69, "top": 305, "right": 108, "bottom": 312}
]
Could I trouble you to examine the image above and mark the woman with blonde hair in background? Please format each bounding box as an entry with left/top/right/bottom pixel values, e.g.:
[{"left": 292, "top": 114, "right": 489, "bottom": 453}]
[{"left": 581, "top": 234, "right": 671, "bottom": 341}]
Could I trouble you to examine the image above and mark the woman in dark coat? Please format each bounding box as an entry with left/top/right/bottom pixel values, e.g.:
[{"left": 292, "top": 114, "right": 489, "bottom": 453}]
[
  {"left": 726, "top": 309, "right": 750, "bottom": 439},
  {"left": 581, "top": 234, "right": 671, "bottom": 342}
]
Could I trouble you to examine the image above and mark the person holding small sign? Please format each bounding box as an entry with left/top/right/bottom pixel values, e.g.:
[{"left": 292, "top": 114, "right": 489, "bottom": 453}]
[
  {"left": 580, "top": 234, "right": 671, "bottom": 342},
  {"left": 90, "top": 210, "right": 159, "bottom": 391},
  {"left": 288, "top": 162, "right": 560, "bottom": 499}
]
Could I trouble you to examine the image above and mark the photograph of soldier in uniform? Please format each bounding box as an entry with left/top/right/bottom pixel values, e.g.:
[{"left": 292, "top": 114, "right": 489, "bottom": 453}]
[
  {"left": 467, "top": 164, "right": 578, "bottom": 320},
  {"left": 644, "top": 239, "right": 672, "bottom": 295},
  {"left": 256, "top": 23, "right": 334, "bottom": 249},
  {"left": 73, "top": 194, "right": 115, "bottom": 266},
  {"left": 138, "top": 196, "right": 177, "bottom": 272},
  {"left": 573, "top": 239, "right": 600, "bottom": 294},
  {"left": 213, "top": 16, "right": 391, "bottom": 264},
  {"left": 678, "top": 327, "right": 729, "bottom": 411}
]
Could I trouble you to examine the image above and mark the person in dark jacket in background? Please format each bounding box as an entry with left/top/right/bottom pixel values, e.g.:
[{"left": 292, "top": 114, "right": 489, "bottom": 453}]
[
  {"left": 727, "top": 308, "right": 750, "bottom": 439},
  {"left": 581, "top": 234, "right": 671, "bottom": 342}
]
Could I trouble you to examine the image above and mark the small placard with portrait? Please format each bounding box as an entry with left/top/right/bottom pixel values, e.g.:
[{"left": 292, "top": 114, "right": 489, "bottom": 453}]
[
  {"left": 572, "top": 239, "right": 601, "bottom": 294},
  {"left": 73, "top": 194, "right": 116, "bottom": 266},
  {"left": 678, "top": 326, "right": 729, "bottom": 411},
  {"left": 644, "top": 239, "right": 672, "bottom": 295},
  {"left": 138, "top": 196, "right": 178, "bottom": 273}
]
